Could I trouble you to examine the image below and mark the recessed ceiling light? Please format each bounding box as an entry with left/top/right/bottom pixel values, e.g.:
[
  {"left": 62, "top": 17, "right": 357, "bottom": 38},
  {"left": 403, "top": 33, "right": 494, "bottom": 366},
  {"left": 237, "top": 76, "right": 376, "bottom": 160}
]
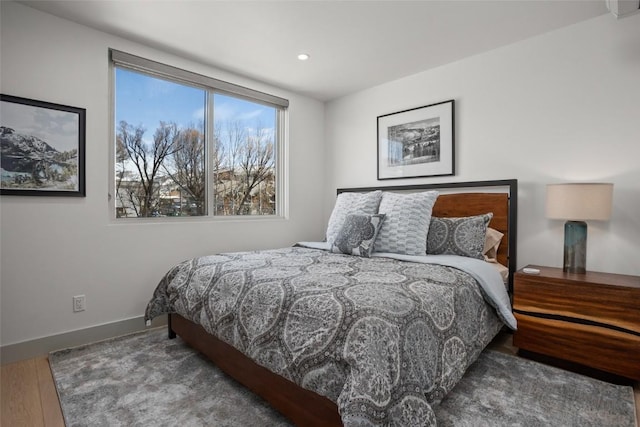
[{"left": 297, "top": 53, "right": 310, "bottom": 61}]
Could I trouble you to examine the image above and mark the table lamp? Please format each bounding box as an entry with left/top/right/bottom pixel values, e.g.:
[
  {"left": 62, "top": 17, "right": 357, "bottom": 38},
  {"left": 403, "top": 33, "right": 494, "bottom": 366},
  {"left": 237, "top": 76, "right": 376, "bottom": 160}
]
[{"left": 546, "top": 183, "right": 613, "bottom": 274}]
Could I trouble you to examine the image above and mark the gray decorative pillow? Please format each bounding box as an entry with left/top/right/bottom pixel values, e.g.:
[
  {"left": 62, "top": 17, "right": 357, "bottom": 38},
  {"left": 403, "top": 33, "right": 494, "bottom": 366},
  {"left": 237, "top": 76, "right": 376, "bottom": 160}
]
[
  {"left": 332, "top": 214, "right": 386, "bottom": 257},
  {"left": 427, "top": 213, "right": 493, "bottom": 259},
  {"left": 374, "top": 191, "right": 439, "bottom": 256},
  {"left": 326, "top": 191, "right": 383, "bottom": 245}
]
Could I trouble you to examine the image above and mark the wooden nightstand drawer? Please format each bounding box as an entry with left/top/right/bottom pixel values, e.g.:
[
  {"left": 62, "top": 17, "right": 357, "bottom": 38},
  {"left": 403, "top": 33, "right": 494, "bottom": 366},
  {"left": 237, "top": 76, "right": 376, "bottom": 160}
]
[
  {"left": 514, "top": 274, "right": 640, "bottom": 333},
  {"left": 514, "top": 313, "right": 640, "bottom": 380}
]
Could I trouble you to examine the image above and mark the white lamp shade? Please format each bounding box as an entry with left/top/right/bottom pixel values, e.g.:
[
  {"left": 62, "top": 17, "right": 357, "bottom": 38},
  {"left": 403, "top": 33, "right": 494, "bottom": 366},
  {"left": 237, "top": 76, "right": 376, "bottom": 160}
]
[{"left": 546, "top": 183, "right": 613, "bottom": 221}]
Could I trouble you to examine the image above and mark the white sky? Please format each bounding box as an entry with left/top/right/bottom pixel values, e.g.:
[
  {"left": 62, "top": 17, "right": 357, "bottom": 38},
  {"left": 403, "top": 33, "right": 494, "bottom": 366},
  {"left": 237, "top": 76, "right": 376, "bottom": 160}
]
[{"left": 1, "top": 100, "right": 79, "bottom": 152}]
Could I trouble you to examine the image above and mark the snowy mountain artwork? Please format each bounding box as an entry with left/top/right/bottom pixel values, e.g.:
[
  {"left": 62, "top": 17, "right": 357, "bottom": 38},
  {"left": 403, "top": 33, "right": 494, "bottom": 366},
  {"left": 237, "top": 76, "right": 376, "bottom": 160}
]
[{"left": 1, "top": 95, "right": 85, "bottom": 196}]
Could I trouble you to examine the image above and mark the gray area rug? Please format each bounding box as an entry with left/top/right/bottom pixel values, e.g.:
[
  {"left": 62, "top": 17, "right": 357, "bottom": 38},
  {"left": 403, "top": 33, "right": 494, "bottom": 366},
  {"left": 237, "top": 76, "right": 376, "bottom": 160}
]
[{"left": 50, "top": 328, "right": 637, "bottom": 427}]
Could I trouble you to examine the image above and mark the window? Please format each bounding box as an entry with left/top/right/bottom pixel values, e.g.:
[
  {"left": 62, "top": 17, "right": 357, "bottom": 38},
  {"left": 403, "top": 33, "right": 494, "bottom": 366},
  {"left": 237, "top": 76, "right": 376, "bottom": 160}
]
[{"left": 111, "top": 50, "right": 287, "bottom": 219}]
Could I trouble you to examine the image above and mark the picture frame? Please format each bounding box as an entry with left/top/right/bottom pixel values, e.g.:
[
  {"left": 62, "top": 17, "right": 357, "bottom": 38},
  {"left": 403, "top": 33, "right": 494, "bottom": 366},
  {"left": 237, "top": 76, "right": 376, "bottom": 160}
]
[
  {"left": 377, "top": 99, "right": 454, "bottom": 180},
  {"left": 1, "top": 94, "right": 86, "bottom": 196}
]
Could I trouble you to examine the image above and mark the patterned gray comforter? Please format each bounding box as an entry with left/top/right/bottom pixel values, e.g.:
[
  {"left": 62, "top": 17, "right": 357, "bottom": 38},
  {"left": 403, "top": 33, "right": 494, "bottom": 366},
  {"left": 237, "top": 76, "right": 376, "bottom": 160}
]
[{"left": 145, "top": 247, "right": 505, "bottom": 426}]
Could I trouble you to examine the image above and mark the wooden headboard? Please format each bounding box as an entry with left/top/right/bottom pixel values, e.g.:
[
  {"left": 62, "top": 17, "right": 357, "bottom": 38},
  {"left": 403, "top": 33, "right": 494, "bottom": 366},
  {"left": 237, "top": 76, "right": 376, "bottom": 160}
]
[{"left": 337, "top": 179, "right": 518, "bottom": 292}]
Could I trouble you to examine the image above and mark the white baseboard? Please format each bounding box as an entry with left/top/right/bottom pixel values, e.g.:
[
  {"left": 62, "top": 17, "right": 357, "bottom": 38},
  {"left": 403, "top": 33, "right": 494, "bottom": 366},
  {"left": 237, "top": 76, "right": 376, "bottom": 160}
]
[{"left": 0, "top": 314, "right": 168, "bottom": 365}]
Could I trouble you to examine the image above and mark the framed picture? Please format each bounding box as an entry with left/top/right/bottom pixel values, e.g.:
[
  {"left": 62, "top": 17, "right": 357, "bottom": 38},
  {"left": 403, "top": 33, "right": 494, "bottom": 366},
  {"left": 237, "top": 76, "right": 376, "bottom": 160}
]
[
  {"left": 1, "top": 94, "right": 85, "bottom": 196},
  {"left": 377, "top": 99, "right": 454, "bottom": 180}
]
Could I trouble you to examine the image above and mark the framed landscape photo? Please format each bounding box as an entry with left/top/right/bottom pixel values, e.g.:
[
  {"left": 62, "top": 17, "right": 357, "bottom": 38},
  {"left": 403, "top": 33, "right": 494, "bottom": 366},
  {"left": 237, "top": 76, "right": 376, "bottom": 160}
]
[
  {"left": 377, "top": 99, "right": 454, "bottom": 180},
  {"left": 1, "top": 94, "right": 85, "bottom": 196}
]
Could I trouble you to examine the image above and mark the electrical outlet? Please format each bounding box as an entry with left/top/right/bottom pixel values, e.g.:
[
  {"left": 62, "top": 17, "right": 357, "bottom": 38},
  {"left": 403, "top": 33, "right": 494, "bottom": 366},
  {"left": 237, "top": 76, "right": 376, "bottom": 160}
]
[{"left": 73, "top": 295, "right": 86, "bottom": 312}]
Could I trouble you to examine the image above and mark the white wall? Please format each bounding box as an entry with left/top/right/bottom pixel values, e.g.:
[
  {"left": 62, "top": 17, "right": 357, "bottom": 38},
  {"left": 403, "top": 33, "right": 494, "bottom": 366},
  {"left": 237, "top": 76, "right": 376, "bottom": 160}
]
[
  {"left": 0, "top": 2, "right": 326, "bottom": 346},
  {"left": 325, "top": 13, "right": 640, "bottom": 277}
]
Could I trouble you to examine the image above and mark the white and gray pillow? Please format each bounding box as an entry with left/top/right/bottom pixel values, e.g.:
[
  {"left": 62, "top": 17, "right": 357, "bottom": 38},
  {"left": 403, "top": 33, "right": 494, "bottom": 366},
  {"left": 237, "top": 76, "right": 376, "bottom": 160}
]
[
  {"left": 331, "top": 214, "right": 386, "bottom": 257},
  {"left": 326, "top": 190, "right": 383, "bottom": 245},
  {"left": 427, "top": 213, "right": 493, "bottom": 259},
  {"left": 374, "top": 191, "right": 439, "bottom": 256}
]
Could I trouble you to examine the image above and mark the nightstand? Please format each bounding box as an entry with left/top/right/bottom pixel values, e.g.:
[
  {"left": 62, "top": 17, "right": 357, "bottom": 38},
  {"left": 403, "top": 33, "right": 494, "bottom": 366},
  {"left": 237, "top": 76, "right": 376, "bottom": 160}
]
[{"left": 513, "top": 265, "right": 640, "bottom": 381}]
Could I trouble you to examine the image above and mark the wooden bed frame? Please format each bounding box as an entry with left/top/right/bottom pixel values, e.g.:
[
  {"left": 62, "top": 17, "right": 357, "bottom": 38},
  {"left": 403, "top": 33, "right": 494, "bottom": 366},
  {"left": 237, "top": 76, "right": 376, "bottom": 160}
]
[{"left": 168, "top": 179, "right": 518, "bottom": 426}]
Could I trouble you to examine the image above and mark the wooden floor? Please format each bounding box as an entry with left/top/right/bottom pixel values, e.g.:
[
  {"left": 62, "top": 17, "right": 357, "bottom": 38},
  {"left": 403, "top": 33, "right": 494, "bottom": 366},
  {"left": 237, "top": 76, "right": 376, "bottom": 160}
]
[
  {"left": 1, "top": 357, "right": 64, "bottom": 427},
  {"left": 1, "top": 332, "right": 638, "bottom": 426}
]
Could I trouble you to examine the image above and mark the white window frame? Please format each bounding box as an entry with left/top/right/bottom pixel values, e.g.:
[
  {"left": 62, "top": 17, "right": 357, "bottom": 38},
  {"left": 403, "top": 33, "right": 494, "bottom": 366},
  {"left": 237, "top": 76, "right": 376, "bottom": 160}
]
[{"left": 108, "top": 49, "right": 288, "bottom": 221}]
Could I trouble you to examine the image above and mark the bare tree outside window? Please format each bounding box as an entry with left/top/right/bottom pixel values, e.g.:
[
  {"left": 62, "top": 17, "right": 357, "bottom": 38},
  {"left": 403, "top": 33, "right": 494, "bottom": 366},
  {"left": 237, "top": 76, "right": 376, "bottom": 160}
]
[
  {"left": 116, "top": 121, "right": 183, "bottom": 217},
  {"left": 212, "top": 119, "right": 275, "bottom": 215},
  {"left": 163, "top": 122, "right": 206, "bottom": 216}
]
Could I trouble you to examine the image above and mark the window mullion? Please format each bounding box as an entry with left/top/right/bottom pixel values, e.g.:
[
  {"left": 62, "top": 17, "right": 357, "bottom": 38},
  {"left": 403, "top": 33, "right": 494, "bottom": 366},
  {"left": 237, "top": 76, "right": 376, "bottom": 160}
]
[{"left": 206, "top": 91, "right": 215, "bottom": 216}]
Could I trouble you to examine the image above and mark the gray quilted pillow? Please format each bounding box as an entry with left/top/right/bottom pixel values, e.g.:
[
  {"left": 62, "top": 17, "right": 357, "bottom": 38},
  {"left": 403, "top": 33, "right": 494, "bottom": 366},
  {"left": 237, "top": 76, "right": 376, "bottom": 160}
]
[
  {"left": 331, "top": 214, "right": 386, "bottom": 257},
  {"left": 374, "top": 191, "right": 439, "bottom": 256},
  {"left": 427, "top": 213, "right": 493, "bottom": 259},
  {"left": 326, "top": 191, "right": 383, "bottom": 245}
]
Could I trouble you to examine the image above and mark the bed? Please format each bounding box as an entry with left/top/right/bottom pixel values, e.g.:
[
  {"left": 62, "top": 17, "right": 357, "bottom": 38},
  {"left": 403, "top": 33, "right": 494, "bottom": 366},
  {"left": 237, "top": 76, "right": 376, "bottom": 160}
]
[{"left": 145, "top": 179, "right": 518, "bottom": 427}]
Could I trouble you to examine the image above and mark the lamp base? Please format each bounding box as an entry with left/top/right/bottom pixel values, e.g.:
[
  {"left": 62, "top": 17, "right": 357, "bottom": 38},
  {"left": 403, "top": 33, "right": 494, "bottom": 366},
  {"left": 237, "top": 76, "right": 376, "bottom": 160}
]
[{"left": 563, "top": 220, "right": 587, "bottom": 274}]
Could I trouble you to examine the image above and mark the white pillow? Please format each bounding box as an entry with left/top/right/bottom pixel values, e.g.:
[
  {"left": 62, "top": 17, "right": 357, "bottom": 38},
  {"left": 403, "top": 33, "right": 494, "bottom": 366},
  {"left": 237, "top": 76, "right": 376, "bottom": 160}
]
[
  {"left": 326, "top": 191, "right": 383, "bottom": 245},
  {"left": 374, "top": 191, "right": 439, "bottom": 255}
]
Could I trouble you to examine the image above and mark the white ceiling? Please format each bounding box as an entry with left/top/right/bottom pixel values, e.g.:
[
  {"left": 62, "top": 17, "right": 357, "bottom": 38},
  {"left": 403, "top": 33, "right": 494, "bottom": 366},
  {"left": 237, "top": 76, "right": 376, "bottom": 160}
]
[{"left": 19, "top": 1, "right": 609, "bottom": 101}]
